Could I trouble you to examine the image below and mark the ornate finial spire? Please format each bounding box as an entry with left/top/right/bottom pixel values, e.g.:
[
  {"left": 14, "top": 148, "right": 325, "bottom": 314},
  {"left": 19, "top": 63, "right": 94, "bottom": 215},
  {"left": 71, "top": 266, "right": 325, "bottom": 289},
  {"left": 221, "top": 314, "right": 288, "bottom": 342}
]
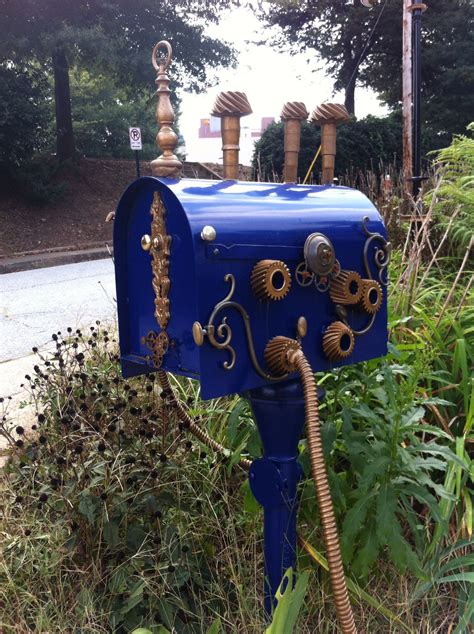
[
  {"left": 150, "top": 40, "right": 182, "bottom": 179},
  {"left": 211, "top": 91, "right": 252, "bottom": 180},
  {"left": 280, "top": 101, "right": 308, "bottom": 183}
]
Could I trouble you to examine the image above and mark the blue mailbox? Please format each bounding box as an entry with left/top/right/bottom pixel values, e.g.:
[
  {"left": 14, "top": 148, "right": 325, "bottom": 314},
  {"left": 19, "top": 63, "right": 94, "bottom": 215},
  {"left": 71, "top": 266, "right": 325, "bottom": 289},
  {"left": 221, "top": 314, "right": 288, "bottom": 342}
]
[
  {"left": 113, "top": 41, "right": 390, "bottom": 633},
  {"left": 114, "top": 177, "right": 389, "bottom": 401}
]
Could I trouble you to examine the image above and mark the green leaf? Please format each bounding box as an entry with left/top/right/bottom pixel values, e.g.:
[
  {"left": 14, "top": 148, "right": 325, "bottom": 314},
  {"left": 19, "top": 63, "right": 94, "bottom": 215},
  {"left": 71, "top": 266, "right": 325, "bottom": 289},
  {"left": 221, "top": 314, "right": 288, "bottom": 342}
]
[
  {"left": 436, "top": 572, "right": 474, "bottom": 584},
  {"left": 341, "top": 494, "right": 375, "bottom": 561},
  {"left": 126, "top": 524, "right": 147, "bottom": 553},
  {"left": 241, "top": 479, "right": 260, "bottom": 515},
  {"left": 265, "top": 568, "right": 310, "bottom": 634},
  {"left": 104, "top": 520, "right": 119, "bottom": 548},
  {"left": 352, "top": 523, "right": 380, "bottom": 579},
  {"left": 375, "top": 484, "right": 397, "bottom": 544},
  {"left": 78, "top": 492, "right": 100, "bottom": 525},
  {"left": 206, "top": 617, "right": 222, "bottom": 634}
]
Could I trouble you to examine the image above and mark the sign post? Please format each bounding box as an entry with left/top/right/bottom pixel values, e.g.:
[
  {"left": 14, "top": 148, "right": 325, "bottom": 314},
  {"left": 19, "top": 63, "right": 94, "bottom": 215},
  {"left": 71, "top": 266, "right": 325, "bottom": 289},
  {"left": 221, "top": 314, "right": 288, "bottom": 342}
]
[{"left": 129, "top": 127, "right": 143, "bottom": 178}]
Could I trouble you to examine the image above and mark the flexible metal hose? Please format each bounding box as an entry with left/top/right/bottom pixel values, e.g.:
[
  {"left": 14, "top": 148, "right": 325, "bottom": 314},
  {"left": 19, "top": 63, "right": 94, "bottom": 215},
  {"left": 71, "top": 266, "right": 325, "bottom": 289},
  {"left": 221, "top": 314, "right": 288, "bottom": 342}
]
[
  {"left": 289, "top": 348, "right": 357, "bottom": 634},
  {"left": 157, "top": 370, "right": 252, "bottom": 470}
]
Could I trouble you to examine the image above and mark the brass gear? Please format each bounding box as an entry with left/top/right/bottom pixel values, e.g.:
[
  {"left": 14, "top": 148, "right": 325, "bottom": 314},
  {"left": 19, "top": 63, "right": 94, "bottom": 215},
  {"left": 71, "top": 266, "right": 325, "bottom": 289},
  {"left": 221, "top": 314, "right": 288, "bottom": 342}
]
[
  {"left": 251, "top": 260, "right": 291, "bottom": 301},
  {"left": 322, "top": 321, "right": 355, "bottom": 361},
  {"left": 264, "top": 336, "right": 301, "bottom": 375},
  {"left": 360, "top": 279, "right": 383, "bottom": 314},
  {"left": 329, "top": 270, "right": 363, "bottom": 305}
]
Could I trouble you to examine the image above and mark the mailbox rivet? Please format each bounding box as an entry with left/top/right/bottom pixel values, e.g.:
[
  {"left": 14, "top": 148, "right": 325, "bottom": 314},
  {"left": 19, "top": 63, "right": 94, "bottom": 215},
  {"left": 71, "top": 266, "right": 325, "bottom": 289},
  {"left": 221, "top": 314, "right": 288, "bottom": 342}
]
[
  {"left": 297, "top": 316, "right": 308, "bottom": 339},
  {"left": 141, "top": 234, "right": 152, "bottom": 251},
  {"left": 192, "top": 321, "right": 206, "bottom": 346},
  {"left": 201, "top": 225, "right": 217, "bottom": 242}
]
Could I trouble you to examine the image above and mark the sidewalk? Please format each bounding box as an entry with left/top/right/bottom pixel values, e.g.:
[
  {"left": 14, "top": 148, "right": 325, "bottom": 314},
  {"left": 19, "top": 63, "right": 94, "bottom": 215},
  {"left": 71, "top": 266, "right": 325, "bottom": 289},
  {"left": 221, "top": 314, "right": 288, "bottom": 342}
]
[{"left": 1, "top": 258, "right": 117, "bottom": 459}]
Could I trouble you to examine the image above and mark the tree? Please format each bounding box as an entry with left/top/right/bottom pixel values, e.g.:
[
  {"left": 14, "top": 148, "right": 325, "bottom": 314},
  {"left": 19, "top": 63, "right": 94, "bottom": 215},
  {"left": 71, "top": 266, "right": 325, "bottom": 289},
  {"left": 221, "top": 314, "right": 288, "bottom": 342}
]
[
  {"left": 0, "top": 66, "right": 50, "bottom": 169},
  {"left": 257, "top": 0, "right": 474, "bottom": 136},
  {"left": 0, "top": 1, "right": 235, "bottom": 162}
]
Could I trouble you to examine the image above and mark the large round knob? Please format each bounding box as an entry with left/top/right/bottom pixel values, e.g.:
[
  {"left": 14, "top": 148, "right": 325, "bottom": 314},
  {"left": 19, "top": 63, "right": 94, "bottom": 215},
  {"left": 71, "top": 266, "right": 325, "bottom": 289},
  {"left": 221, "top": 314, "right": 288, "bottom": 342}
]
[
  {"left": 251, "top": 260, "right": 291, "bottom": 301},
  {"left": 304, "top": 233, "right": 335, "bottom": 276}
]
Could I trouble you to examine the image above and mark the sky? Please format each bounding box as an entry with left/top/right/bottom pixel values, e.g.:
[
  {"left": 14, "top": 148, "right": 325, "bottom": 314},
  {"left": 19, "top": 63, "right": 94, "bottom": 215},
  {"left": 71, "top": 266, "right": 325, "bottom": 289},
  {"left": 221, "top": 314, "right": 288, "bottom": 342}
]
[{"left": 178, "top": 6, "right": 388, "bottom": 161}]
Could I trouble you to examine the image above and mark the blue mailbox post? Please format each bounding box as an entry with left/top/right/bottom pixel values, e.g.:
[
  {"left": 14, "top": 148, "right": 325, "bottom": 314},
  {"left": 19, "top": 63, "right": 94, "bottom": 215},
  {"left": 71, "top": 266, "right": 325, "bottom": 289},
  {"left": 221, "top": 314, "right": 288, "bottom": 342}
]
[{"left": 113, "top": 41, "right": 390, "bottom": 634}]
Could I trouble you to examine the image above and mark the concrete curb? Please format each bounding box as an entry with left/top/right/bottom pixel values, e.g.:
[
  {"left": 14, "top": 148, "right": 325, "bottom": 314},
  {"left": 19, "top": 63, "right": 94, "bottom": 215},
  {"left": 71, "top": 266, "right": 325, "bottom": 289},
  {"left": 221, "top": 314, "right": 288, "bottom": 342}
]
[{"left": 0, "top": 246, "right": 113, "bottom": 274}]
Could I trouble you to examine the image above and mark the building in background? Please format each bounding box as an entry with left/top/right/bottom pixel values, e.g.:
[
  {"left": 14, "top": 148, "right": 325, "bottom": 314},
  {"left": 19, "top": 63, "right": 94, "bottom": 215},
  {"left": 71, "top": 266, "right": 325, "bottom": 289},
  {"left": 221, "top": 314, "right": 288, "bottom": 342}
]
[{"left": 183, "top": 115, "right": 274, "bottom": 165}]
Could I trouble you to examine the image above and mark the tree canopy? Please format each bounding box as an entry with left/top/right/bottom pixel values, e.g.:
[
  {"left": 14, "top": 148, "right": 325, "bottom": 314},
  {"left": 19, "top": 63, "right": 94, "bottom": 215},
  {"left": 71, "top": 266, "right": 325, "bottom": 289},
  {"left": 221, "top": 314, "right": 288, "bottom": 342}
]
[
  {"left": 0, "top": 0, "right": 235, "bottom": 161},
  {"left": 257, "top": 0, "right": 474, "bottom": 137}
]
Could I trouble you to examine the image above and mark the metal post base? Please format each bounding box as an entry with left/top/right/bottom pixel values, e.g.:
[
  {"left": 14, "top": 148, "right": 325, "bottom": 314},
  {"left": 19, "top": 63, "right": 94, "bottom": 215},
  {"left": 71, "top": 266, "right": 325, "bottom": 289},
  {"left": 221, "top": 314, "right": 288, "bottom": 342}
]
[{"left": 244, "top": 379, "right": 323, "bottom": 617}]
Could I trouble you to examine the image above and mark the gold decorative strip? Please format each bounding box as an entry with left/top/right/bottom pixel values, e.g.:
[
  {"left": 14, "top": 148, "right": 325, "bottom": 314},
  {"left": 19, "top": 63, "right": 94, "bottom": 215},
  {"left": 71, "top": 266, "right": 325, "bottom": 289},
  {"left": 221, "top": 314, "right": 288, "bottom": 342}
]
[{"left": 149, "top": 191, "right": 171, "bottom": 330}]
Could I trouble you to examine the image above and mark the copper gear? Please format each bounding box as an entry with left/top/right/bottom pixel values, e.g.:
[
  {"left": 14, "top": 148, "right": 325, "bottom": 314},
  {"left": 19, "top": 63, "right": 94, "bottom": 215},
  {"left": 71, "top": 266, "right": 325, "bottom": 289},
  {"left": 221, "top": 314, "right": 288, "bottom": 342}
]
[
  {"left": 360, "top": 279, "right": 383, "bottom": 314},
  {"left": 322, "top": 321, "right": 355, "bottom": 361},
  {"left": 264, "top": 336, "right": 301, "bottom": 375},
  {"left": 329, "top": 270, "right": 363, "bottom": 305},
  {"left": 251, "top": 260, "right": 291, "bottom": 301}
]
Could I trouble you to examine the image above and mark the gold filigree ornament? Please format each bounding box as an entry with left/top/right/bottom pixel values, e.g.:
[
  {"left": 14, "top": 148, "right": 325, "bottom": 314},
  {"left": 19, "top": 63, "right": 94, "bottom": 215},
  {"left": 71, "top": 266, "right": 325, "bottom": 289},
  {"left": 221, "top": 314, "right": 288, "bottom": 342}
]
[
  {"left": 142, "top": 190, "right": 172, "bottom": 368},
  {"left": 142, "top": 330, "right": 170, "bottom": 369}
]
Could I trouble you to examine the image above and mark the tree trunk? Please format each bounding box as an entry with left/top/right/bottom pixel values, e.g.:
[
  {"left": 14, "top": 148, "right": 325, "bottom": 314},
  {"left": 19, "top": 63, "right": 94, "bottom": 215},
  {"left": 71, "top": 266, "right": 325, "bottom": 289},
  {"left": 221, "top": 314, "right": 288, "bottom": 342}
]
[
  {"left": 52, "top": 48, "right": 75, "bottom": 162},
  {"left": 344, "top": 77, "right": 356, "bottom": 116}
]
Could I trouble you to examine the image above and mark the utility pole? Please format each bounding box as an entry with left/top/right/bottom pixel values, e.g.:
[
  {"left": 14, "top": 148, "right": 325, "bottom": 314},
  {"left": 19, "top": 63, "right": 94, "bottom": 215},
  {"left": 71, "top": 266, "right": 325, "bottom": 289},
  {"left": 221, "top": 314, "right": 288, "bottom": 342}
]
[
  {"left": 410, "top": 1, "right": 427, "bottom": 202},
  {"left": 402, "top": 0, "right": 413, "bottom": 199}
]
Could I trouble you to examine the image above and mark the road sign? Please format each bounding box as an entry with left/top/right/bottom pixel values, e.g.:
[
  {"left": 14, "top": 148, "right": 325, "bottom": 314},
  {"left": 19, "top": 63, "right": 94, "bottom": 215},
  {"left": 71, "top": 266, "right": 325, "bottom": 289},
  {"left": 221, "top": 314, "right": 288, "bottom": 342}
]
[{"left": 129, "top": 127, "right": 142, "bottom": 150}]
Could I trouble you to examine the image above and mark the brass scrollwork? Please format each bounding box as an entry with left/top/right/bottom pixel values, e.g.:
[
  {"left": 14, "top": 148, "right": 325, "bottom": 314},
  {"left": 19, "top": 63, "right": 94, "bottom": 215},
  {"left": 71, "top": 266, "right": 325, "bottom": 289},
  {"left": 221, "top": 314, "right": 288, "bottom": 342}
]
[
  {"left": 205, "top": 274, "right": 289, "bottom": 380},
  {"left": 362, "top": 215, "right": 391, "bottom": 287}
]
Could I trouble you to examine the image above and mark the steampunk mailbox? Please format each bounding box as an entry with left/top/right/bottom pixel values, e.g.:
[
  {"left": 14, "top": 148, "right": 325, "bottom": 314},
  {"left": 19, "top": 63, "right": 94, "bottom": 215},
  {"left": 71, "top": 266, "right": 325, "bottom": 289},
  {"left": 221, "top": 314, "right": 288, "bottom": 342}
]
[{"left": 114, "top": 41, "right": 390, "bottom": 634}]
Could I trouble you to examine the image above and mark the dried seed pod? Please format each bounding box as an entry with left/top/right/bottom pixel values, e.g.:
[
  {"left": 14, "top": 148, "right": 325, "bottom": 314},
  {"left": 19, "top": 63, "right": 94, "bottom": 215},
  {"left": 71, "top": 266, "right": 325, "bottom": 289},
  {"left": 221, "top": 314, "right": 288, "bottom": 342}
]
[
  {"left": 322, "top": 321, "right": 355, "bottom": 361},
  {"left": 359, "top": 279, "right": 383, "bottom": 314},
  {"left": 329, "top": 270, "right": 362, "bottom": 305},
  {"left": 251, "top": 260, "right": 291, "bottom": 301}
]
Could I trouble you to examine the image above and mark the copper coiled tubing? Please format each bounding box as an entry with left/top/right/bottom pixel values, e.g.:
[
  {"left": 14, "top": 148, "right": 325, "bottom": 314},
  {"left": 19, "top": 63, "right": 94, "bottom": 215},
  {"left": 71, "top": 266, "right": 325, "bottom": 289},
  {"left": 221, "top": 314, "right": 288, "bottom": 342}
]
[{"left": 265, "top": 337, "right": 357, "bottom": 634}]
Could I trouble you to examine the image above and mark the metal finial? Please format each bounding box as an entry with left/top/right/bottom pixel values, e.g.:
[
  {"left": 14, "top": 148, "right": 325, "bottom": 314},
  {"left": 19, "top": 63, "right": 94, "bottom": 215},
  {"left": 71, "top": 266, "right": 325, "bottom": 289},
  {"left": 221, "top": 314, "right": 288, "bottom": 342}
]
[{"left": 150, "top": 40, "right": 182, "bottom": 179}]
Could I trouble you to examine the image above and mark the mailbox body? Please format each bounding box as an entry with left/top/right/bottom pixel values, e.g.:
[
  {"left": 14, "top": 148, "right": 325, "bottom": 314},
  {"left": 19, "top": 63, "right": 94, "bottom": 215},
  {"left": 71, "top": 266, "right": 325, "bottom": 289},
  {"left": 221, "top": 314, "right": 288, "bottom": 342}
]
[{"left": 114, "top": 176, "right": 388, "bottom": 399}]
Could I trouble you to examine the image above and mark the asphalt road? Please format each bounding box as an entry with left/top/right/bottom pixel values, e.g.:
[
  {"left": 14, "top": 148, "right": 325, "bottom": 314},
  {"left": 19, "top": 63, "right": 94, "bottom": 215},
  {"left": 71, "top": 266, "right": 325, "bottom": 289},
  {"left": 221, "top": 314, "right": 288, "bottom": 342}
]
[{"left": 0, "top": 258, "right": 116, "bottom": 363}]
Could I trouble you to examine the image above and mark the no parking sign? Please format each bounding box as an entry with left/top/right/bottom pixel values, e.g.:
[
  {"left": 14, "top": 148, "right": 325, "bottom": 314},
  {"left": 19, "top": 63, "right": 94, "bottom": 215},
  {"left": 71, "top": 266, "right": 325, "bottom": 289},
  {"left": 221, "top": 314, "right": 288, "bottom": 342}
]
[{"left": 129, "top": 127, "right": 142, "bottom": 151}]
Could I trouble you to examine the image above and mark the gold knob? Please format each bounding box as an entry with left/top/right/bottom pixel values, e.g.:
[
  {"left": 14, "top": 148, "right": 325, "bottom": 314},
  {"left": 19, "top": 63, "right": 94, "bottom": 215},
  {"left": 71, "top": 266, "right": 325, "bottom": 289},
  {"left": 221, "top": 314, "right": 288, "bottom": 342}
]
[
  {"left": 141, "top": 234, "right": 152, "bottom": 251},
  {"left": 296, "top": 316, "right": 308, "bottom": 339},
  {"left": 192, "top": 321, "right": 206, "bottom": 346}
]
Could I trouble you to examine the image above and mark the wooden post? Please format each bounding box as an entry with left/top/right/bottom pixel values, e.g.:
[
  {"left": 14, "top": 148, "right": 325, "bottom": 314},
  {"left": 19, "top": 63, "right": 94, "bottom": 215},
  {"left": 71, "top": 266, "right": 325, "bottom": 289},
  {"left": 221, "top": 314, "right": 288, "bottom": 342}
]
[
  {"left": 211, "top": 91, "right": 252, "bottom": 180},
  {"left": 402, "top": 0, "right": 413, "bottom": 198},
  {"left": 281, "top": 102, "right": 308, "bottom": 183},
  {"left": 310, "top": 104, "right": 350, "bottom": 185}
]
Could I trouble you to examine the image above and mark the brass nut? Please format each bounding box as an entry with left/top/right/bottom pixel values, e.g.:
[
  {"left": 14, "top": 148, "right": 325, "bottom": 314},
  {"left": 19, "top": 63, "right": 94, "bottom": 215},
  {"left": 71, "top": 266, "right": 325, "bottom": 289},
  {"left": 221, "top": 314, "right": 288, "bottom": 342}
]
[
  {"left": 360, "top": 279, "right": 383, "bottom": 314},
  {"left": 251, "top": 260, "right": 291, "bottom": 301},
  {"left": 322, "top": 321, "right": 355, "bottom": 361},
  {"left": 264, "top": 336, "right": 301, "bottom": 375},
  {"left": 329, "top": 270, "right": 363, "bottom": 305}
]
